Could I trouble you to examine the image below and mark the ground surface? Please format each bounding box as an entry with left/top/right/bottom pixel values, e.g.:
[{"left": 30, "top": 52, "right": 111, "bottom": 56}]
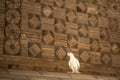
[{"left": 0, "top": 69, "right": 119, "bottom": 80}]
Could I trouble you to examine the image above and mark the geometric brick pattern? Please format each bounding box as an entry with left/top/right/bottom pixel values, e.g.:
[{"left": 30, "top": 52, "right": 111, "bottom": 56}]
[
  {"left": 6, "top": 9, "right": 20, "bottom": 24},
  {"left": 98, "top": 6, "right": 107, "bottom": 17},
  {"left": 100, "top": 28, "right": 109, "bottom": 40},
  {"left": 90, "top": 52, "right": 101, "bottom": 64},
  {"left": 55, "top": 20, "right": 65, "bottom": 33},
  {"left": 55, "top": 0, "right": 64, "bottom": 8},
  {"left": 66, "top": 22, "right": 78, "bottom": 36},
  {"left": 42, "top": 5, "right": 53, "bottom": 17},
  {"left": 4, "top": 0, "right": 21, "bottom": 56},
  {"left": 111, "top": 43, "right": 120, "bottom": 54},
  {"left": 5, "top": 39, "right": 20, "bottom": 55},
  {"left": 79, "top": 25, "right": 88, "bottom": 37},
  {"left": 43, "top": 31, "right": 54, "bottom": 45},
  {"left": 66, "top": 11, "right": 76, "bottom": 22},
  {"left": 77, "top": 13, "right": 88, "bottom": 24},
  {"left": 89, "top": 28, "right": 100, "bottom": 40},
  {"left": 109, "top": 19, "right": 118, "bottom": 32},
  {"left": 77, "top": 1, "right": 86, "bottom": 12},
  {"left": 6, "top": 0, "right": 20, "bottom": 9},
  {"left": 78, "top": 38, "right": 90, "bottom": 50},
  {"left": 112, "top": 54, "right": 120, "bottom": 68},
  {"left": 80, "top": 51, "right": 90, "bottom": 63},
  {"left": 56, "top": 47, "right": 66, "bottom": 60},
  {"left": 3, "top": 0, "right": 120, "bottom": 75},
  {"left": 102, "top": 54, "right": 111, "bottom": 65},
  {"left": 65, "top": 0, "right": 76, "bottom": 10},
  {"left": 88, "top": 15, "right": 98, "bottom": 27},
  {"left": 100, "top": 41, "right": 111, "bottom": 53},
  {"left": 54, "top": 7, "right": 66, "bottom": 20},
  {"left": 86, "top": 4, "right": 98, "bottom": 15},
  {"left": 90, "top": 40, "right": 100, "bottom": 52},
  {"left": 28, "top": 14, "right": 41, "bottom": 29},
  {"left": 5, "top": 24, "right": 20, "bottom": 39},
  {"left": 29, "top": 43, "right": 42, "bottom": 57},
  {"left": 98, "top": 17, "right": 109, "bottom": 28},
  {"left": 68, "top": 35, "right": 77, "bottom": 48}
]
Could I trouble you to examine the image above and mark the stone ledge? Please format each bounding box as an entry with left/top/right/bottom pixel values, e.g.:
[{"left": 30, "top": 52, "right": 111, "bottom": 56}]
[{"left": 0, "top": 69, "right": 118, "bottom": 80}]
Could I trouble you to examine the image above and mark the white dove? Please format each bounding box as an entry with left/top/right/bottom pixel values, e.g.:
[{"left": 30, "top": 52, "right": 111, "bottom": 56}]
[{"left": 67, "top": 52, "right": 80, "bottom": 73}]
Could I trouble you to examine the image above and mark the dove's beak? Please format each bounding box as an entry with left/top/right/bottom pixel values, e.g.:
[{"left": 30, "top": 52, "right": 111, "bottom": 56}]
[{"left": 66, "top": 54, "right": 70, "bottom": 60}]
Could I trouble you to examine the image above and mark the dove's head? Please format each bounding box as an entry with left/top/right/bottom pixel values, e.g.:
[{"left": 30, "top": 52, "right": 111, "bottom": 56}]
[{"left": 67, "top": 52, "right": 74, "bottom": 57}]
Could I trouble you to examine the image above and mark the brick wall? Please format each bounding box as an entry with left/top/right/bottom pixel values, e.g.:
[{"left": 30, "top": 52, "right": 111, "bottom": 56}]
[{"left": 0, "top": 0, "right": 120, "bottom": 76}]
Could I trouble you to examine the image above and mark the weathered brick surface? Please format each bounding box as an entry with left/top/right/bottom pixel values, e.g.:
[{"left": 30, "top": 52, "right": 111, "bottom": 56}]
[
  {"left": 0, "top": 0, "right": 120, "bottom": 76},
  {"left": 0, "top": 69, "right": 118, "bottom": 80}
]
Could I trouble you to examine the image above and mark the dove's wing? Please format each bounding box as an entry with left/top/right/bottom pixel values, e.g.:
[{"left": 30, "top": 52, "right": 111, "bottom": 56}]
[{"left": 75, "top": 58, "right": 80, "bottom": 68}]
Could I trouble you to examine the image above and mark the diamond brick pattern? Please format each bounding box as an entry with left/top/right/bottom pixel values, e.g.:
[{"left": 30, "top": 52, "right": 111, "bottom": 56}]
[
  {"left": 68, "top": 35, "right": 77, "bottom": 48},
  {"left": 79, "top": 25, "right": 88, "bottom": 37},
  {"left": 109, "top": 19, "right": 118, "bottom": 31},
  {"left": 98, "top": 6, "right": 107, "bottom": 17},
  {"left": 42, "top": 5, "right": 53, "bottom": 17},
  {"left": 102, "top": 54, "right": 111, "bottom": 64},
  {"left": 55, "top": 20, "right": 65, "bottom": 33},
  {"left": 77, "top": 1, "right": 86, "bottom": 12},
  {"left": 88, "top": 15, "right": 98, "bottom": 27},
  {"left": 55, "top": 0, "right": 64, "bottom": 8},
  {"left": 111, "top": 43, "right": 120, "bottom": 54},
  {"left": 100, "top": 29, "right": 109, "bottom": 40},
  {"left": 28, "top": 15, "right": 40, "bottom": 29},
  {"left": 43, "top": 32, "right": 54, "bottom": 45},
  {"left": 91, "top": 40, "right": 100, "bottom": 52},
  {"left": 80, "top": 51, "right": 90, "bottom": 63},
  {"left": 56, "top": 47, "right": 66, "bottom": 60},
  {"left": 29, "top": 44, "right": 42, "bottom": 57},
  {"left": 66, "top": 11, "right": 76, "bottom": 22}
]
